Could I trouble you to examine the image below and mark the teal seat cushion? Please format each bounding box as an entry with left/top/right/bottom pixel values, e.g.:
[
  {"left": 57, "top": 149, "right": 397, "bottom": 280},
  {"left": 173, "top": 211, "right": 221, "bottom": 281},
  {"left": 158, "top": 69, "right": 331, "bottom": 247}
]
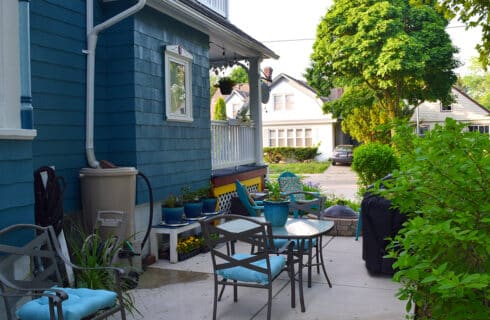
[
  {"left": 217, "top": 253, "right": 285, "bottom": 285},
  {"left": 16, "top": 287, "right": 117, "bottom": 320}
]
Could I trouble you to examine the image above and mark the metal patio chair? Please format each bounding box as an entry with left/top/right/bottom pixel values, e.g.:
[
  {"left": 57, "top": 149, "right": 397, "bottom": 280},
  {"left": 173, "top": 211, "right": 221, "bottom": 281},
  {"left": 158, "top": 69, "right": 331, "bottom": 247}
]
[
  {"left": 277, "top": 171, "right": 331, "bottom": 288},
  {"left": 199, "top": 214, "right": 295, "bottom": 320},
  {"left": 0, "top": 224, "right": 126, "bottom": 320}
]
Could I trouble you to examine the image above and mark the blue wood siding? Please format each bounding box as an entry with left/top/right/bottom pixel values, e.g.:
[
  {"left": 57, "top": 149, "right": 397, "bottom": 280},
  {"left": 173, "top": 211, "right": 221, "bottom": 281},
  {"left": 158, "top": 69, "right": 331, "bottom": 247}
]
[
  {"left": 0, "top": 141, "right": 35, "bottom": 229},
  {"left": 133, "top": 7, "right": 212, "bottom": 202},
  {"left": 29, "top": 2, "right": 212, "bottom": 210}
]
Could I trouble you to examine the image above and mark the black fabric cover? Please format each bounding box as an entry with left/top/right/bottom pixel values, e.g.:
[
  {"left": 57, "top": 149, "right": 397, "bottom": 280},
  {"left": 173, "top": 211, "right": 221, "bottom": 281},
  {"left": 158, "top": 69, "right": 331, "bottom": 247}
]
[
  {"left": 34, "top": 166, "right": 66, "bottom": 235},
  {"left": 361, "top": 193, "right": 406, "bottom": 275}
]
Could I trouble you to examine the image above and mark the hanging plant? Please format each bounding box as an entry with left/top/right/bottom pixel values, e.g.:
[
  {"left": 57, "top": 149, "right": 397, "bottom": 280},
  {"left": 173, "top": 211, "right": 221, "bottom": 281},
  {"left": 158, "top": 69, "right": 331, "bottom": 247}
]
[{"left": 214, "top": 77, "right": 235, "bottom": 95}]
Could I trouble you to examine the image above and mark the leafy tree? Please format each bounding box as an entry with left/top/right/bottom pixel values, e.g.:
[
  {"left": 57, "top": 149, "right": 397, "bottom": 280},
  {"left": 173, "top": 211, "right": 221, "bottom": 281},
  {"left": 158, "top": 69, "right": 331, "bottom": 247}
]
[
  {"left": 306, "top": 0, "right": 459, "bottom": 136},
  {"left": 341, "top": 103, "right": 392, "bottom": 144},
  {"left": 213, "top": 97, "right": 227, "bottom": 120},
  {"left": 456, "top": 57, "right": 490, "bottom": 108},
  {"left": 229, "top": 66, "right": 249, "bottom": 84},
  {"left": 210, "top": 73, "right": 219, "bottom": 97},
  {"left": 382, "top": 119, "right": 490, "bottom": 320},
  {"left": 411, "top": 0, "right": 490, "bottom": 67}
]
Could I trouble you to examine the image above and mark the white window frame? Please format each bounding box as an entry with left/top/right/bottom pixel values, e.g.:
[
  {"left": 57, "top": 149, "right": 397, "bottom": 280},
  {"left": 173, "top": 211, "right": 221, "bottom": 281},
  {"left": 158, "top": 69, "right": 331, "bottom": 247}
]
[
  {"left": 440, "top": 102, "right": 452, "bottom": 112},
  {"left": 164, "top": 45, "right": 193, "bottom": 122}
]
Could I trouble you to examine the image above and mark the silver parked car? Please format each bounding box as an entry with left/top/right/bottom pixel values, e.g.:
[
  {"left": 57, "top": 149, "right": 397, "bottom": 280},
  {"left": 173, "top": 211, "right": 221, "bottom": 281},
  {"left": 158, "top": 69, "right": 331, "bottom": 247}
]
[{"left": 331, "top": 145, "right": 354, "bottom": 165}]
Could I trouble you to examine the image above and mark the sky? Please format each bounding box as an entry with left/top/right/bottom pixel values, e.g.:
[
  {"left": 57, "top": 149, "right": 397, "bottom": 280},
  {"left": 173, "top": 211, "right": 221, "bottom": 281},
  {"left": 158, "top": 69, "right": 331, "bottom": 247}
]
[{"left": 228, "top": 0, "right": 483, "bottom": 79}]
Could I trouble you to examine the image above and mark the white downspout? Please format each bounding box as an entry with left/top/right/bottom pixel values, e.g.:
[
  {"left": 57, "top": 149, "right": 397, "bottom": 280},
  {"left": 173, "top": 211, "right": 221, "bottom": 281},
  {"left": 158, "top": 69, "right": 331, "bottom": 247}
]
[{"left": 85, "top": 0, "right": 146, "bottom": 168}]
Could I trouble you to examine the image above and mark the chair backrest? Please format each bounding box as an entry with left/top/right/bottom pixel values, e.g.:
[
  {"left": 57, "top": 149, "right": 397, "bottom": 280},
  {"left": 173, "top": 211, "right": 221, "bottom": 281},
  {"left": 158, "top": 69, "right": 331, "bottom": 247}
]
[
  {"left": 235, "top": 180, "right": 260, "bottom": 216},
  {"left": 200, "top": 214, "right": 275, "bottom": 282},
  {"left": 0, "top": 224, "right": 66, "bottom": 320},
  {"left": 278, "top": 171, "right": 305, "bottom": 201}
]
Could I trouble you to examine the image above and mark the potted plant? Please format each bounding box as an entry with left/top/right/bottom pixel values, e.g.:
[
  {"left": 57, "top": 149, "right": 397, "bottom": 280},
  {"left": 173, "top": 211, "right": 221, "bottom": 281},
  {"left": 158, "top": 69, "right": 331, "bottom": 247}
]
[
  {"left": 263, "top": 181, "right": 290, "bottom": 227},
  {"left": 214, "top": 76, "right": 235, "bottom": 95},
  {"left": 197, "top": 183, "right": 218, "bottom": 214},
  {"left": 181, "top": 186, "right": 203, "bottom": 218},
  {"left": 161, "top": 194, "right": 184, "bottom": 224}
]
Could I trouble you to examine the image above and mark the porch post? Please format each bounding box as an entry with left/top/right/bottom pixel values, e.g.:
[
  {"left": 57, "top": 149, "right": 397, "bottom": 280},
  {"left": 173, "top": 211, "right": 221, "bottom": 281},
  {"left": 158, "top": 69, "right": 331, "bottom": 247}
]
[{"left": 248, "top": 57, "right": 263, "bottom": 165}]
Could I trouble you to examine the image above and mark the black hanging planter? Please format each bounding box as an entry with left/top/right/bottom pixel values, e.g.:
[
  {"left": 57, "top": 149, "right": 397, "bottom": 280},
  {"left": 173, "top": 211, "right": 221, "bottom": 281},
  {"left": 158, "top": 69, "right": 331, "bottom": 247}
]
[{"left": 216, "top": 77, "right": 235, "bottom": 95}]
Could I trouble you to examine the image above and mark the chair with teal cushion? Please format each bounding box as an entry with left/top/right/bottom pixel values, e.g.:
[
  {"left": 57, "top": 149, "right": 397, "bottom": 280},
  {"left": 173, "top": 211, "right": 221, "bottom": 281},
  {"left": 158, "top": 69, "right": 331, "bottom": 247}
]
[
  {"left": 277, "top": 171, "right": 331, "bottom": 288},
  {"left": 235, "top": 180, "right": 264, "bottom": 217},
  {"left": 0, "top": 224, "right": 126, "bottom": 320},
  {"left": 199, "top": 214, "right": 295, "bottom": 320}
]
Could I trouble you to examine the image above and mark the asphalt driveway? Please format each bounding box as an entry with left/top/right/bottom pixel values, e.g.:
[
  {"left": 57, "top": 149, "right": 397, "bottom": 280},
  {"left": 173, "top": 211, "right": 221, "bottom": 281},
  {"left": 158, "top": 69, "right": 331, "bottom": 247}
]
[{"left": 303, "top": 164, "right": 359, "bottom": 201}]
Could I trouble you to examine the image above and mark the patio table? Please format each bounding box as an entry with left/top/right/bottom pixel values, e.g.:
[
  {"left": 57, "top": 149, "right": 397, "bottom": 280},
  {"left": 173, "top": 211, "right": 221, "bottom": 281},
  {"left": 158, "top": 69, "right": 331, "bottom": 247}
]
[{"left": 218, "top": 217, "right": 334, "bottom": 312}]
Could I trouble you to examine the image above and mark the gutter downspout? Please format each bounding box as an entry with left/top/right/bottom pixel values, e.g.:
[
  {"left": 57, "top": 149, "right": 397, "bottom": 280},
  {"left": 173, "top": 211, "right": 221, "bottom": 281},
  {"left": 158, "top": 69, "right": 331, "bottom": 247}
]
[{"left": 85, "top": 0, "right": 146, "bottom": 168}]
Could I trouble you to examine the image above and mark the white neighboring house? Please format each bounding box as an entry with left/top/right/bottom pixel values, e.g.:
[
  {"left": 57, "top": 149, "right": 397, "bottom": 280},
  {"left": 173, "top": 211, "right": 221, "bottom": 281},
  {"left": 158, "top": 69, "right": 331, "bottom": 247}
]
[
  {"left": 411, "top": 87, "right": 490, "bottom": 135},
  {"left": 261, "top": 74, "right": 339, "bottom": 161}
]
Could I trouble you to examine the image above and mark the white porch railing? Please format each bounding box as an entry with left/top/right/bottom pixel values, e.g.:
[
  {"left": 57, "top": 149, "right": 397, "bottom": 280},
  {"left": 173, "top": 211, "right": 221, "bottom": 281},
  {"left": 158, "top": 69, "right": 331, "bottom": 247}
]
[
  {"left": 211, "top": 121, "right": 255, "bottom": 169},
  {"left": 197, "top": 0, "right": 228, "bottom": 18}
]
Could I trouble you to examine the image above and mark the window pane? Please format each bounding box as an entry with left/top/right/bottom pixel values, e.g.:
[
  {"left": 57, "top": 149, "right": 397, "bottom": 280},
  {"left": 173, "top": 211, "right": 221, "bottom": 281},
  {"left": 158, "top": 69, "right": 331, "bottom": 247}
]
[
  {"left": 273, "top": 95, "right": 283, "bottom": 111},
  {"left": 269, "top": 130, "right": 276, "bottom": 147},
  {"left": 285, "top": 94, "right": 294, "bottom": 110},
  {"left": 305, "top": 129, "right": 312, "bottom": 146},
  {"left": 170, "top": 61, "right": 186, "bottom": 114},
  {"left": 278, "top": 129, "right": 286, "bottom": 147},
  {"left": 296, "top": 129, "right": 304, "bottom": 147},
  {"left": 287, "top": 129, "right": 294, "bottom": 146}
]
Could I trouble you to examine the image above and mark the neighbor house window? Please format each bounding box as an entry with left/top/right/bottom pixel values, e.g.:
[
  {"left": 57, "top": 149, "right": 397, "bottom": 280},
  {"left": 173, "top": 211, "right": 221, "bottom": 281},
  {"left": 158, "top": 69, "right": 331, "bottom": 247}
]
[
  {"left": 278, "top": 129, "right": 286, "bottom": 146},
  {"left": 418, "top": 125, "right": 429, "bottom": 136},
  {"left": 268, "top": 129, "right": 277, "bottom": 147},
  {"left": 287, "top": 129, "right": 294, "bottom": 146},
  {"left": 468, "top": 125, "right": 489, "bottom": 134},
  {"left": 268, "top": 128, "right": 314, "bottom": 148},
  {"left": 305, "top": 129, "right": 312, "bottom": 146},
  {"left": 273, "top": 95, "right": 284, "bottom": 111},
  {"left": 441, "top": 103, "right": 452, "bottom": 112},
  {"left": 285, "top": 94, "right": 294, "bottom": 110},
  {"left": 164, "top": 45, "right": 193, "bottom": 122}
]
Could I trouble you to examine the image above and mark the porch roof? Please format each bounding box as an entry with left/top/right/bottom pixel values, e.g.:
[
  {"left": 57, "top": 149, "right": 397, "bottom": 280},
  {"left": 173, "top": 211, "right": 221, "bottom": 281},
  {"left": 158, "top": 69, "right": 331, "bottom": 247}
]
[{"left": 147, "top": 0, "right": 279, "bottom": 66}]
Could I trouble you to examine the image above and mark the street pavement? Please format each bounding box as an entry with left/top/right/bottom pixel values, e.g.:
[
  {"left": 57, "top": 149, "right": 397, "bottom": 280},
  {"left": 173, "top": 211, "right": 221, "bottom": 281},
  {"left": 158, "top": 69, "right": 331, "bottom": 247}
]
[{"left": 303, "top": 164, "right": 360, "bottom": 201}]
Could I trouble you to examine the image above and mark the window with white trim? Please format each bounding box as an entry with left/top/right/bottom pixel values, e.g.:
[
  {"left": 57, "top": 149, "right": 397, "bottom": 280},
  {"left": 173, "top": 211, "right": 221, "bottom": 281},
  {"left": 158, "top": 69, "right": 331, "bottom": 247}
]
[
  {"left": 468, "top": 125, "right": 489, "bottom": 134},
  {"left": 285, "top": 94, "right": 294, "bottom": 110},
  {"left": 273, "top": 95, "right": 283, "bottom": 111},
  {"left": 268, "top": 128, "right": 314, "bottom": 147},
  {"left": 272, "top": 93, "right": 294, "bottom": 111},
  {"left": 268, "top": 129, "right": 277, "bottom": 147},
  {"left": 164, "top": 45, "right": 193, "bottom": 122},
  {"left": 441, "top": 103, "right": 452, "bottom": 112}
]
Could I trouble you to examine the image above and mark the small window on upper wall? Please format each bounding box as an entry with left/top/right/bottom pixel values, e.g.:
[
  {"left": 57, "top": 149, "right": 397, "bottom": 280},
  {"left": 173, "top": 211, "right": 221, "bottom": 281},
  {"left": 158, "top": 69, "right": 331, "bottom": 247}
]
[
  {"left": 441, "top": 103, "right": 452, "bottom": 112},
  {"left": 164, "top": 45, "right": 193, "bottom": 122}
]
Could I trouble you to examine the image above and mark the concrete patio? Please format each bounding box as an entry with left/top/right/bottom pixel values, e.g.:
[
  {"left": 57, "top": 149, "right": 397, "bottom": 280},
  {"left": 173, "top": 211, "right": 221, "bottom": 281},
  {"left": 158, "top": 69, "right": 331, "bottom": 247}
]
[{"left": 122, "top": 235, "right": 407, "bottom": 319}]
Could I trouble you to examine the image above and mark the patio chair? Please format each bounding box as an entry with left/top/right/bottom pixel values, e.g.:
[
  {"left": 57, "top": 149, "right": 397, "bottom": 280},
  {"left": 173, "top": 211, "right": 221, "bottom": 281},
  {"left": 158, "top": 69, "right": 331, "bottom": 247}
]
[
  {"left": 0, "top": 224, "right": 126, "bottom": 320},
  {"left": 234, "top": 179, "right": 264, "bottom": 217},
  {"left": 199, "top": 214, "right": 295, "bottom": 320},
  {"left": 277, "top": 171, "right": 331, "bottom": 288}
]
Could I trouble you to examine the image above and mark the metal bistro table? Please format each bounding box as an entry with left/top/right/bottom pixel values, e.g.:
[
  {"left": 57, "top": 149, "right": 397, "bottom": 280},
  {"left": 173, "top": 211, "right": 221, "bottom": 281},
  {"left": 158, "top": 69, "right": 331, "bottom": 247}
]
[{"left": 219, "top": 217, "right": 334, "bottom": 312}]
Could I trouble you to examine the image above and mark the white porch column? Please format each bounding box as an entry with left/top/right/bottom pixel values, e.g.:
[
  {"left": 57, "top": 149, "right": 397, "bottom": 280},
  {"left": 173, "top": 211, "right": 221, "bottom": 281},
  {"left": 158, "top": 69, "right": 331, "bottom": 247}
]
[{"left": 248, "top": 57, "right": 263, "bottom": 165}]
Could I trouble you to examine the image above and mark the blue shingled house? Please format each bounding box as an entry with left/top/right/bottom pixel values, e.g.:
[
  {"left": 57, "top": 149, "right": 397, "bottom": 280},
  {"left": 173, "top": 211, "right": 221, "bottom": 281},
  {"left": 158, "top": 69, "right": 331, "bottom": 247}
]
[{"left": 0, "top": 0, "right": 275, "bottom": 252}]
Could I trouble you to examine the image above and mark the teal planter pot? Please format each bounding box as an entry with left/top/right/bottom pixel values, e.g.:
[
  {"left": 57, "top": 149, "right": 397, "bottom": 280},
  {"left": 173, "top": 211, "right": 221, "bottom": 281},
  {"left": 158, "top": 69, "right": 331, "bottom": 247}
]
[
  {"left": 184, "top": 201, "right": 203, "bottom": 218},
  {"left": 202, "top": 197, "right": 218, "bottom": 213},
  {"left": 263, "top": 200, "right": 290, "bottom": 227},
  {"left": 162, "top": 206, "right": 184, "bottom": 224}
]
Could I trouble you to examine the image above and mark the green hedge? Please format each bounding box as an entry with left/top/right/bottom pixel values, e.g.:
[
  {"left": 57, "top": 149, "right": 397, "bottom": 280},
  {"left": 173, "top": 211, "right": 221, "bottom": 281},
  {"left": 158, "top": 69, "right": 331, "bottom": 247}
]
[
  {"left": 351, "top": 142, "right": 398, "bottom": 189},
  {"left": 263, "top": 147, "right": 319, "bottom": 163}
]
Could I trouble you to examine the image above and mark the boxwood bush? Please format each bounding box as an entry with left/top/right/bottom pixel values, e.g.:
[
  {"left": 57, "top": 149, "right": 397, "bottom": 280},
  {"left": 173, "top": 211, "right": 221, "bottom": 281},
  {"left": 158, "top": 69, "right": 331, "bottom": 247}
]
[
  {"left": 351, "top": 142, "right": 399, "bottom": 190},
  {"left": 381, "top": 119, "right": 490, "bottom": 320}
]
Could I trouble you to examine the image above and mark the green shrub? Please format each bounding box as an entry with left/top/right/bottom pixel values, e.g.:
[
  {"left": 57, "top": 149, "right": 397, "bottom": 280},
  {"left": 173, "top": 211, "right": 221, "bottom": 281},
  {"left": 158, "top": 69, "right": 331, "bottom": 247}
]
[
  {"left": 263, "top": 147, "right": 319, "bottom": 163},
  {"left": 381, "top": 119, "right": 490, "bottom": 320},
  {"left": 213, "top": 97, "right": 227, "bottom": 120},
  {"left": 351, "top": 142, "right": 398, "bottom": 190}
]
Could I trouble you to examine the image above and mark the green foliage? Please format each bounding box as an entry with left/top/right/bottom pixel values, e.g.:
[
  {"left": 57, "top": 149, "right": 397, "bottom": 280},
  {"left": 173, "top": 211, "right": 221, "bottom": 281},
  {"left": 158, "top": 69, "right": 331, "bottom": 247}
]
[
  {"left": 265, "top": 180, "right": 286, "bottom": 201},
  {"left": 306, "top": 0, "right": 459, "bottom": 136},
  {"left": 411, "top": 0, "right": 490, "bottom": 67},
  {"left": 210, "top": 73, "right": 219, "bottom": 97},
  {"left": 351, "top": 142, "right": 399, "bottom": 190},
  {"left": 342, "top": 103, "right": 393, "bottom": 144},
  {"left": 181, "top": 186, "right": 200, "bottom": 202},
  {"left": 213, "top": 97, "right": 227, "bottom": 120},
  {"left": 263, "top": 147, "right": 319, "bottom": 163},
  {"left": 456, "top": 57, "right": 490, "bottom": 109},
  {"left": 229, "top": 66, "right": 249, "bottom": 84},
  {"left": 323, "top": 194, "right": 361, "bottom": 212},
  {"left": 380, "top": 118, "right": 490, "bottom": 319},
  {"left": 162, "top": 193, "right": 182, "bottom": 208}
]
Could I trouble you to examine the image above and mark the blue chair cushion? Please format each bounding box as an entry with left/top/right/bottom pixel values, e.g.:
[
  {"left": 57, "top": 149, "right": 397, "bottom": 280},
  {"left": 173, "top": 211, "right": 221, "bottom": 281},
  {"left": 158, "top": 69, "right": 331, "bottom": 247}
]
[
  {"left": 217, "top": 253, "right": 285, "bottom": 285},
  {"left": 16, "top": 287, "right": 117, "bottom": 320}
]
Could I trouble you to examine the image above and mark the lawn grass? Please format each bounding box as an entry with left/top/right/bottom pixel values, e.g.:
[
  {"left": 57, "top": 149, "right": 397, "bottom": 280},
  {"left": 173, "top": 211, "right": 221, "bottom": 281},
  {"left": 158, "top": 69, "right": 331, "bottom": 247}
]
[{"left": 267, "top": 161, "right": 330, "bottom": 175}]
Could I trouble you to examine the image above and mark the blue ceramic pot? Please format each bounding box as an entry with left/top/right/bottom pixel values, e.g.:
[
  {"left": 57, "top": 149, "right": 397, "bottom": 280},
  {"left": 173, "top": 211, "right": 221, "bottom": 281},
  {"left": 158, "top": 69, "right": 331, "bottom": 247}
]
[
  {"left": 162, "top": 206, "right": 184, "bottom": 224},
  {"left": 202, "top": 197, "right": 218, "bottom": 213},
  {"left": 263, "top": 200, "right": 290, "bottom": 227},
  {"left": 184, "top": 201, "right": 203, "bottom": 218}
]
